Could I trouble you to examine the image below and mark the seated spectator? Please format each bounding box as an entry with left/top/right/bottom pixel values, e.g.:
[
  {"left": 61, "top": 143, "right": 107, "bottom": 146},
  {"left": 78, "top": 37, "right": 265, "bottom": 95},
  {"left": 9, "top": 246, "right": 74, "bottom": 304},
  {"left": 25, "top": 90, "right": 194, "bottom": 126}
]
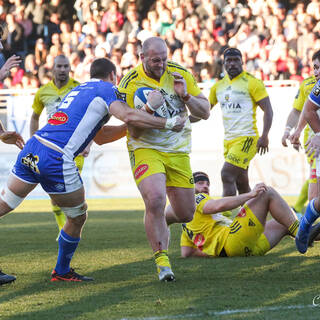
[
  {"left": 60, "top": 20, "right": 72, "bottom": 45},
  {"left": 165, "top": 29, "right": 182, "bottom": 54},
  {"left": 24, "top": 54, "right": 38, "bottom": 77},
  {"left": 38, "top": 54, "right": 54, "bottom": 84},
  {"left": 11, "top": 65, "right": 24, "bottom": 86},
  {"left": 105, "top": 20, "right": 127, "bottom": 54},
  {"left": 122, "top": 7, "right": 140, "bottom": 39},
  {"left": 121, "top": 40, "right": 139, "bottom": 69},
  {"left": 3, "top": 13, "right": 25, "bottom": 57},
  {"left": 137, "top": 18, "right": 154, "bottom": 43},
  {"left": 34, "top": 38, "right": 47, "bottom": 66},
  {"left": 100, "top": 1, "right": 124, "bottom": 33}
]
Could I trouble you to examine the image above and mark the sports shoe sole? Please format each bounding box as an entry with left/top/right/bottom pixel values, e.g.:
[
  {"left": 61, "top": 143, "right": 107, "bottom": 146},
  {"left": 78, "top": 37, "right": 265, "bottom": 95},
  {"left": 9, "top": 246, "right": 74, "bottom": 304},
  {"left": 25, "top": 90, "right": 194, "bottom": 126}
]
[{"left": 308, "top": 222, "right": 320, "bottom": 247}]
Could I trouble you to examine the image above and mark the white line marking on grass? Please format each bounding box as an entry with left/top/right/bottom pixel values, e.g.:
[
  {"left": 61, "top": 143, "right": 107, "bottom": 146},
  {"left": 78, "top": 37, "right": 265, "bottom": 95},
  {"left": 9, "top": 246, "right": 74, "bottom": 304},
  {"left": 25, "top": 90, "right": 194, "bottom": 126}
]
[{"left": 120, "top": 304, "right": 315, "bottom": 320}]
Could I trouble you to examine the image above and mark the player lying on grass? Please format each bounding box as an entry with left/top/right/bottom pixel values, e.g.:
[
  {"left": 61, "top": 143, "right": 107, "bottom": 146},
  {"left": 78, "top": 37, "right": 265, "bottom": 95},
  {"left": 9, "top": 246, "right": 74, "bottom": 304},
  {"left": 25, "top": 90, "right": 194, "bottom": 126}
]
[{"left": 165, "top": 172, "right": 320, "bottom": 258}]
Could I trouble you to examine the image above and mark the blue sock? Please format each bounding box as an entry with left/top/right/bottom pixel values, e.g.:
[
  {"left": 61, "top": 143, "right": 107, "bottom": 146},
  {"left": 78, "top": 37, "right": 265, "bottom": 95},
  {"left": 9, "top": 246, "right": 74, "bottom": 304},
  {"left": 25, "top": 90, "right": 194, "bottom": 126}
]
[
  {"left": 303, "top": 199, "right": 320, "bottom": 226},
  {"left": 55, "top": 229, "right": 80, "bottom": 275}
]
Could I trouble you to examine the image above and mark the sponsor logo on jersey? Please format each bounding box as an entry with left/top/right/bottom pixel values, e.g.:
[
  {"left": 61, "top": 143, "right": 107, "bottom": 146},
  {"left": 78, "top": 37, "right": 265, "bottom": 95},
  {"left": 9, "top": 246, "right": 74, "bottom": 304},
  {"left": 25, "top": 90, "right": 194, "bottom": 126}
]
[
  {"left": 226, "top": 153, "right": 240, "bottom": 164},
  {"left": 21, "top": 153, "right": 40, "bottom": 173},
  {"left": 194, "top": 233, "right": 205, "bottom": 247},
  {"left": 221, "top": 102, "right": 242, "bottom": 111},
  {"left": 48, "top": 111, "right": 69, "bottom": 125},
  {"left": 189, "top": 177, "right": 194, "bottom": 184},
  {"left": 134, "top": 164, "right": 148, "bottom": 179},
  {"left": 237, "top": 207, "right": 246, "bottom": 218},
  {"left": 248, "top": 218, "right": 255, "bottom": 227}
]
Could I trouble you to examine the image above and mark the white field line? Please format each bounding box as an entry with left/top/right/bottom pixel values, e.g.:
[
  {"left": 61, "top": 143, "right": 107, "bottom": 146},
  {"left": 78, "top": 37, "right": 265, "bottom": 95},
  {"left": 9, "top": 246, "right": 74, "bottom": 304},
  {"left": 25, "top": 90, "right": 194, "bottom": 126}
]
[{"left": 120, "top": 304, "right": 316, "bottom": 320}]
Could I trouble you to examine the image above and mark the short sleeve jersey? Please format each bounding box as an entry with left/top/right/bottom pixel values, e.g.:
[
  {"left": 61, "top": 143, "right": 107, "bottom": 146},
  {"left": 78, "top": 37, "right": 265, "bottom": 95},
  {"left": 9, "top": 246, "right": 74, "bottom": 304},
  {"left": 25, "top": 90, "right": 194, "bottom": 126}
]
[
  {"left": 118, "top": 61, "right": 201, "bottom": 153},
  {"left": 36, "top": 80, "right": 121, "bottom": 159},
  {"left": 294, "top": 76, "right": 317, "bottom": 144},
  {"left": 209, "top": 71, "right": 268, "bottom": 140},
  {"left": 183, "top": 193, "right": 231, "bottom": 256},
  {"left": 32, "top": 78, "right": 80, "bottom": 119}
]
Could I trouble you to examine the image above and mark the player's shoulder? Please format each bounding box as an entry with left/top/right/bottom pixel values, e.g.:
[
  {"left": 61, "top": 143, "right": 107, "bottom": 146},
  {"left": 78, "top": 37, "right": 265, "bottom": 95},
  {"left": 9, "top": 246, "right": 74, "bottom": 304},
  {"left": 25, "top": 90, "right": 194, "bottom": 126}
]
[
  {"left": 302, "top": 75, "right": 317, "bottom": 88},
  {"left": 69, "top": 78, "right": 80, "bottom": 87},
  {"left": 118, "top": 65, "right": 140, "bottom": 89},
  {"left": 195, "top": 192, "right": 210, "bottom": 205},
  {"left": 242, "top": 71, "right": 262, "bottom": 83},
  {"left": 167, "top": 60, "right": 190, "bottom": 74}
]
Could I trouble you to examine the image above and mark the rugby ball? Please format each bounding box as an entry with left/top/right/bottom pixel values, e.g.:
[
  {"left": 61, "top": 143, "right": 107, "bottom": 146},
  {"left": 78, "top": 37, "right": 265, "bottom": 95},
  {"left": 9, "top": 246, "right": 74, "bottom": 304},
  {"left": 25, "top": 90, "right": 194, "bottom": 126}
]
[{"left": 133, "top": 87, "right": 167, "bottom": 118}]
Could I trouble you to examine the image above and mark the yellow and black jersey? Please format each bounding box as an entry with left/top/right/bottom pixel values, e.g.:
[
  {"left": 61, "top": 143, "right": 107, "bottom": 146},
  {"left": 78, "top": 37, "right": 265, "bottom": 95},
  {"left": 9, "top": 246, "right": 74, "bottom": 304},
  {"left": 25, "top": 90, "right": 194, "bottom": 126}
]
[
  {"left": 181, "top": 193, "right": 232, "bottom": 256},
  {"left": 32, "top": 78, "right": 80, "bottom": 119},
  {"left": 293, "top": 76, "right": 317, "bottom": 146},
  {"left": 209, "top": 71, "right": 268, "bottom": 140},
  {"left": 118, "top": 61, "right": 201, "bottom": 153}
]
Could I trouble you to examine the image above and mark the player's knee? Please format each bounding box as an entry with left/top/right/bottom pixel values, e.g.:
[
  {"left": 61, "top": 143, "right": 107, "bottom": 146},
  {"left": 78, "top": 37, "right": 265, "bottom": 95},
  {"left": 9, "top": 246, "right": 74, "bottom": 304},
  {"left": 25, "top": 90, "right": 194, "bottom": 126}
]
[
  {"left": 0, "top": 185, "right": 24, "bottom": 211},
  {"left": 183, "top": 204, "right": 195, "bottom": 222},
  {"left": 61, "top": 202, "right": 87, "bottom": 222},
  {"left": 143, "top": 192, "right": 166, "bottom": 213}
]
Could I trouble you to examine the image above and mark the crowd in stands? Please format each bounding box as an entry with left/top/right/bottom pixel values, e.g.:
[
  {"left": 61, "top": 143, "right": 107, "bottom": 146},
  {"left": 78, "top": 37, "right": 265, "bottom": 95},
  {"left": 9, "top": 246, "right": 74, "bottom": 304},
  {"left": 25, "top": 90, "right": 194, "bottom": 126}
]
[{"left": 0, "top": 0, "right": 319, "bottom": 89}]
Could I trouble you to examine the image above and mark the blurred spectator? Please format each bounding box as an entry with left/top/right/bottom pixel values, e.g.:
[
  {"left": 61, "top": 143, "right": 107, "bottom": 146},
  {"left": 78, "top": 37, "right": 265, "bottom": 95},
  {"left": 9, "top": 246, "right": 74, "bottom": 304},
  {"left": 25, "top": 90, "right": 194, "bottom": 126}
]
[
  {"left": 105, "top": 20, "right": 127, "bottom": 54},
  {"left": 121, "top": 40, "right": 139, "bottom": 69},
  {"left": 11, "top": 65, "right": 24, "bottom": 86},
  {"left": 165, "top": 29, "right": 182, "bottom": 54},
  {"left": 122, "top": 6, "right": 140, "bottom": 39},
  {"left": 38, "top": 54, "right": 54, "bottom": 84},
  {"left": 60, "top": 21, "right": 72, "bottom": 45},
  {"left": 24, "top": 53, "right": 38, "bottom": 77},
  {"left": 137, "top": 18, "right": 154, "bottom": 43},
  {"left": 24, "top": 0, "right": 50, "bottom": 39},
  {"left": 48, "top": 0, "right": 70, "bottom": 23},
  {"left": 3, "top": 13, "right": 25, "bottom": 57},
  {"left": 100, "top": 1, "right": 124, "bottom": 33},
  {"left": 34, "top": 38, "right": 47, "bottom": 66}
]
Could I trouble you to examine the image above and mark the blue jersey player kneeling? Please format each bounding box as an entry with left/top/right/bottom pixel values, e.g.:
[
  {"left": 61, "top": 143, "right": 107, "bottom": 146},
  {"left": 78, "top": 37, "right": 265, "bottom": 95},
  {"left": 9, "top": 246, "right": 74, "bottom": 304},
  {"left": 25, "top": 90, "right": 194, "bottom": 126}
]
[{"left": 0, "top": 58, "right": 186, "bottom": 282}]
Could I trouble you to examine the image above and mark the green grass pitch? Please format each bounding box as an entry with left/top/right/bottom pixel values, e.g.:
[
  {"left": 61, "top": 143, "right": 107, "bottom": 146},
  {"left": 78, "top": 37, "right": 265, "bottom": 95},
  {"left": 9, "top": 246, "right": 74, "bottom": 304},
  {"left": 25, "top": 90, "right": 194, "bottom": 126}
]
[{"left": 1, "top": 198, "right": 320, "bottom": 320}]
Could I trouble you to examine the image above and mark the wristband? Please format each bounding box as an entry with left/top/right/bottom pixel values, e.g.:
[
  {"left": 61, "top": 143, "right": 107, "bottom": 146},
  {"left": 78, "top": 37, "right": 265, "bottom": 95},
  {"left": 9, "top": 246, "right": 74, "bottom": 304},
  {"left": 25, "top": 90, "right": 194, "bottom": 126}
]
[
  {"left": 165, "top": 116, "right": 178, "bottom": 129},
  {"left": 285, "top": 126, "right": 292, "bottom": 132}
]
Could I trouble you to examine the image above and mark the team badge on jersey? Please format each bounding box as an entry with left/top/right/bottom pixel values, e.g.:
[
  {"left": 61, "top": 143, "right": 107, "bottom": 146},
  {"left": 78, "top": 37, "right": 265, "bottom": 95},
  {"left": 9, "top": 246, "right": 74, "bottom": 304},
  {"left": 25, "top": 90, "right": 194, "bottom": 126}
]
[
  {"left": 48, "top": 111, "right": 69, "bottom": 125},
  {"left": 21, "top": 153, "right": 40, "bottom": 173},
  {"left": 312, "top": 84, "right": 320, "bottom": 96},
  {"left": 195, "top": 193, "right": 206, "bottom": 204}
]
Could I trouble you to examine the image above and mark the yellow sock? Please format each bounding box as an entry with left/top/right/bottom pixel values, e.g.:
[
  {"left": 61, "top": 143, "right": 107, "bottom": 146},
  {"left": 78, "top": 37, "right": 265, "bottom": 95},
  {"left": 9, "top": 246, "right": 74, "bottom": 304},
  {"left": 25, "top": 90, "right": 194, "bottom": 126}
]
[
  {"left": 52, "top": 205, "right": 66, "bottom": 231},
  {"left": 154, "top": 250, "right": 171, "bottom": 268},
  {"left": 288, "top": 220, "right": 300, "bottom": 237},
  {"left": 293, "top": 180, "right": 309, "bottom": 213}
]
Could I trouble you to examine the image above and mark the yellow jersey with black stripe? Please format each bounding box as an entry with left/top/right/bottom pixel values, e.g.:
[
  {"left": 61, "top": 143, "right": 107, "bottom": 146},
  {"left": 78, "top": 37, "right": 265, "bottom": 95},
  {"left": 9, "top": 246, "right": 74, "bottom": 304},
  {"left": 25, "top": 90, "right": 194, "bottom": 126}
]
[
  {"left": 209, "top": 71, "right": 268, "bottom": 140},
  {"left": 181, "top": 193, "right": 231, "bottom": 256},
  {"left": 293, "top": 76, "right": 317, "bottom": 146},
  {"left": 118, "top": 61, "right": 201, "bottom": 153},
  {"left": 32, "top": 78, "right": 80, "bottom": 119}
]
